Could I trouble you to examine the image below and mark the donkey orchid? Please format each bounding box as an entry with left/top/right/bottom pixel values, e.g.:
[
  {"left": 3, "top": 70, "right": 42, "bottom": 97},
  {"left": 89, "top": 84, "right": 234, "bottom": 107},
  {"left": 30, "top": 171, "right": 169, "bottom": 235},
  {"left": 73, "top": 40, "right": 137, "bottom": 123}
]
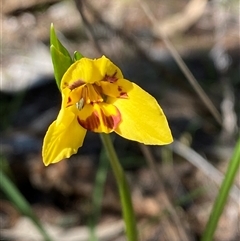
[{"left": 42, "top": 56, "right": 173, "bottom": 166}]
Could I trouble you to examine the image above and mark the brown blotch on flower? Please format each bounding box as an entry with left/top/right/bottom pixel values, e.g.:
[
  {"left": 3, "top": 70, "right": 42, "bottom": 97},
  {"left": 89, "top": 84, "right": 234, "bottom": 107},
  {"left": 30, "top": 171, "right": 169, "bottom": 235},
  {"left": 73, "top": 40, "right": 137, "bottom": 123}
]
[
  {"left": 69, "top": 79, "right": 85, "bottom": 90},
  {"left": 93, "top": 85, "right": 103, "bottom": 98},
  {"left": 100, "top": 109, "right": 121, "bottom": 130},
  {"left": 104, "top": 72, "right": 118, "bottom": 83},
  {"left": 77, "top": 113, "right": 100, "bottom": 131},
  {"left": 119, "top": 92, "right": 128, "bottom": 98},
  {"left": 67, "top": 97, "right": 72, "bottom": 104},
  {"left": 63, "top": 82, "right": 68, "bottom": 88},
  {"left": 101, "top": 113, "right": 114, "bottom": 129}
]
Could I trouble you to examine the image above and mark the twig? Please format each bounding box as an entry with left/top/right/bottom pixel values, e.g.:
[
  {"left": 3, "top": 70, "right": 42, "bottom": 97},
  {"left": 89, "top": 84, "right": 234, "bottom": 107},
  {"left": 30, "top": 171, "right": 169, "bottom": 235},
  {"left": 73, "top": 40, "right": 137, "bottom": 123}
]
[
  {"left": 73, "top": 0, "right": 103, "bottom": 56},
  {"left": 170, "top": 140, "right": 240, "bottom": 203},
  {"left": 139, "top": 144, "right": 194, "bottom": 241},
  {"left": 210, "top": 0, "right": 237, "bottom": 139},
  {"left": 139, "top": 0, "right": 222, "bottom": 126},
  {"left": 152, "top": 0, "right": 208, "bottom": 37}
]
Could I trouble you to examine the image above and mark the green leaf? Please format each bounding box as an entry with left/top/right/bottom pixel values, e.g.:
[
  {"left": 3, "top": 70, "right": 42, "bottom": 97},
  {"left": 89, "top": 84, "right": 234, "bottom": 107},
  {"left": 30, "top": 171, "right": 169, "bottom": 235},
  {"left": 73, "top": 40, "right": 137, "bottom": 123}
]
[
  {"left": 50, "top": 46, "right": 72, "bottom": 89},
  {"left": 50, "top": 23, "right": 71, "bottom": 59},
  {"left": 0, "top": 171, "right": 53, "bottom": 241},
  {"left": 73, "top": 51, "right": 84, "bottom": 62},
  {"left": 201, "top": 137, "right": 240, "bottom": 241},
  {"left": 50, "top": 24, "right": 73, "bottom": 89}
]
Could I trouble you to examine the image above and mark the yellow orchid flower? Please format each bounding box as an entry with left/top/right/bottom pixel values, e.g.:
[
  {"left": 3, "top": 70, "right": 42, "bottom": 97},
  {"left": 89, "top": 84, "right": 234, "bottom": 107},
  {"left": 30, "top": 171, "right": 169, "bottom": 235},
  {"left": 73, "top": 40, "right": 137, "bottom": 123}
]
[{"left": 43, "top": 56, "right": 173, "bottom": 166}]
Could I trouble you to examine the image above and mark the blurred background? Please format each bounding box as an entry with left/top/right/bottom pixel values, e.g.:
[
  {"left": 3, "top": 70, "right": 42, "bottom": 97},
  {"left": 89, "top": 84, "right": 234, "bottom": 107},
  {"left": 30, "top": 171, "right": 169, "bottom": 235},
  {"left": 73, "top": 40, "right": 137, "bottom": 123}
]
[{"left": 1, "top": 0, "right": 240, "bottom": 240}]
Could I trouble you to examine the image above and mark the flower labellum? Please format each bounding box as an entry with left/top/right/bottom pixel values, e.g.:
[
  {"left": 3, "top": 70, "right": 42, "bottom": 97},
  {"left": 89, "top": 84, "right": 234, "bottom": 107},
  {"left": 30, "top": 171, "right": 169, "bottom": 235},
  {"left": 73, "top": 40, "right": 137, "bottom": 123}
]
[{"left": 43, "top": 56, "right": 173, "bottom": 166}]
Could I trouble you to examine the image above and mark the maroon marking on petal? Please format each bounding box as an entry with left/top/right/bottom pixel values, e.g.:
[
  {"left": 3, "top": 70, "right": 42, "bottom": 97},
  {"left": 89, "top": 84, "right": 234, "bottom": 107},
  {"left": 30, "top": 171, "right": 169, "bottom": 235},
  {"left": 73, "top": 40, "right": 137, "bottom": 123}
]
[
  {"left": 101, "top": 112, "right": 114, "bottom": 129},
  {"left": 93, "top": 84, "right": 103, "bottom": 96},
  {"left": 93, "top": 110, "right": 99, "bottom": 117},
  {"left": 118, "top": 86, "right": 122, "bottom": 92},
  {"left": 119, "top": 92, "right": 128, "bottom": 98},
  {"left": 104, "top": 71, "right": 118, "bottom": 83},
  {"left": 67, "top": 97, "right": 72, "bottom": 104},
  {"left": 63, "top": 82, "right": 68, "bottom": 88},
  {"left": 77, "top": 113, "right": 100, "bottom": 131},
  {"left": 77, "top": 116, "right": 81, "bottom": 125},
  {"left": 100, "top": 108, "right": 121, "bottom": 130},
  {"left": 69, "top": 79, "right": 85, "bottom": 90}
]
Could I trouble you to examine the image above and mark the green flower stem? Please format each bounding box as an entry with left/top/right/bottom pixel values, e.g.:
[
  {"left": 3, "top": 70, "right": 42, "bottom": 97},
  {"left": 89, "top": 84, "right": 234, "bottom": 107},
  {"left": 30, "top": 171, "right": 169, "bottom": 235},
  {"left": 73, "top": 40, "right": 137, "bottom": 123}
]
[
  {"left": 89, "top": 149, "right": 109, "bottom": 241},
  {"left": 0, "top": 171, "right": 53, "bottom": 241},
  {"left": 201, "top": 136, "right": 240, "bottom": 241},
  {"left": 100, "top": 133, "right": 138, "bottom": 241}
]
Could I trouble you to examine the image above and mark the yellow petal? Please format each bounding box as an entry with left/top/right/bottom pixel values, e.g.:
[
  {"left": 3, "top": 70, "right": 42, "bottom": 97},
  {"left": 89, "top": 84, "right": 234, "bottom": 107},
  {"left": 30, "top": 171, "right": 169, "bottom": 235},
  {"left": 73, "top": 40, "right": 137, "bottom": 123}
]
[
  {"left": 108, "top": 80, "right": 173, "bottom": 145},
  {"left": 100, "top": 81, "right": 129, "bottom": 98},
  {"left": 61, "top": 56, "right": 123, "bottom": 91},
  {"left": 77, "top": 103, "right": 121, "bottom": 133},
  {"left": 61, "top": 58, "right": 102, "bottom": 88},
  {"left": 42, "top": 107, "right": 87, "bottom": 166},
  {"left": 95, "top": 56, "right": 123, "bottom": 80},
  {"left": 63, "top": 86, "right": 83, "bottom": 107}
]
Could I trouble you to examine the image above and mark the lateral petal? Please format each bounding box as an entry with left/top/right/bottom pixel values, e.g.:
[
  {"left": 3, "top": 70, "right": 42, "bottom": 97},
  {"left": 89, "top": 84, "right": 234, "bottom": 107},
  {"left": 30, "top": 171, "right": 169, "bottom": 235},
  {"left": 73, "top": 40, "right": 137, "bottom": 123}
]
[
  {"left": 63, "top": 86, "right": 83, "bottom": 107},
  {"left": 42, "top": 107, "right": 87, "bottom": 166},
  {"left": 101, "top": 80, "right": 130, "bottom": 98},
  {"left": 108, "top": 80, "right": 173, "bottom": 145}
]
